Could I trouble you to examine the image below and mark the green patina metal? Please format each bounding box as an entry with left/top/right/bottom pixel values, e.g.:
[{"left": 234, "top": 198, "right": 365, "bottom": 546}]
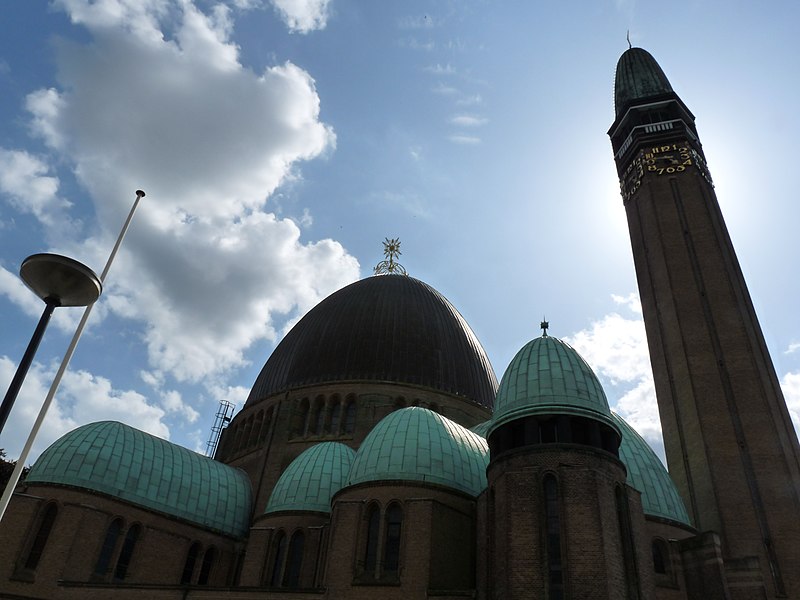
[
  {"left": 488, "top": 335, "right": 619, "bottom": 436},
  {"left": 26, "top": 421, "right": 252, "bottom": 538},
  {"left": 346, "top": 407, "right": 488, "bottom": 497},
  {"left": 614, "top": 47, "right": 673, "bottom": 116},
  {"left": 613, "top": 413, "right": 691, "bottom": 526},
  {"left": 469, "top": 420, "right": 491, "bottom": 438},
  {"left": 265, "top": 442, "right": 355, "bottom": 514}
]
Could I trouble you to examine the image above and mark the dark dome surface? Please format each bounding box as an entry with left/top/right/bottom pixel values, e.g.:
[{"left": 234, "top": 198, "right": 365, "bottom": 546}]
[
  {"left": 246, "top": 275, "right": 497, "bottom": 408},
  {"left": 614, "top": 47, "right": 673, "bottom": 116}
]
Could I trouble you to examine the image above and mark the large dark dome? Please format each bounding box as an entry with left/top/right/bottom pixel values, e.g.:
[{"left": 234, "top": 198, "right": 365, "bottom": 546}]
[{"left": 246, "top": 275, "right": 497, "bottom": 408}]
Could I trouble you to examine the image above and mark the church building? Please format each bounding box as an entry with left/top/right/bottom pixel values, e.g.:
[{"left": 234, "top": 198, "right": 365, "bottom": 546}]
[{"left": 1, "top": 47, "right": 798, "bottom": 600}]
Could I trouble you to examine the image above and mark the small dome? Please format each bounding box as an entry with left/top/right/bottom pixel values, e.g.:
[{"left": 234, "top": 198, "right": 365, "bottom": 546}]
[
  {"left": 613, "top": 414, "right": 691, "bottom": 526},
  {"left": 246, "top": 275, "right": 497, "bottom": 409},
  {"left": 346, "top": 407, "right": 489, "bottom": 497},
  {"left": 488, "top": 335, "right": 619, "bottom": 436},
  {"left": 614, "top": 47, "right": 674, "bottom": 116},
  {"left": 26, "top": 421, "right": 252, "bottom": 537},
  {"left": 265, "top": 442, "right": 355, "bottom": 515},
  {"left": 469, "top": 420, "right": 491, "bottom": 438}
]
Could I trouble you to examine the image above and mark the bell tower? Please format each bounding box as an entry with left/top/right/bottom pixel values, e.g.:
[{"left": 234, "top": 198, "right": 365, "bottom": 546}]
[{"left": 608, "top": 48, "right": 800, "bottom": 598}]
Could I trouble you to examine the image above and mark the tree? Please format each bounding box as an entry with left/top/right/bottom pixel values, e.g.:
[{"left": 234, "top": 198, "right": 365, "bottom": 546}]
[{"left": 0, "top": 449, "right": 29, "bottom": 490}]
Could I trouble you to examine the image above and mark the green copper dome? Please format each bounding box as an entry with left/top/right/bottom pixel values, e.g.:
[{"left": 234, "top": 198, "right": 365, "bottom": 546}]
[
  {"left": 613, "top": 414, "right": 691, "bottom": 526},
  {"left": 26, "top": 421, "right": 252, "bottom": 538},
  {"left": 488, "top": 335, "right": 619, "bottom": 436},
  {"left": 614, "top": 47, "right": 674, "bottom": 116},
  {"left": 470, "top": 420, "right": 491, "bottom": 438},
  {"left": 346, "top": 407, "right": 489, "bottom": 497},
  {"left": 265, "top": 442, "right": 355, "bottom": 514}
]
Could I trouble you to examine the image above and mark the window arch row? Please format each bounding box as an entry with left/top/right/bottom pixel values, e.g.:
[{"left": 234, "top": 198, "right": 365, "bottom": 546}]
[
  {"left": 92, "top": 517, "right": 143, "bottom": 582},
  {"left": 361, "top": 500, "right": 404, "bottom": 581},
  {"left": 220, "top": 405, "right": 275, "bottom": 459},
  {"left": 266, "top": 528, "right": 305, "bottom": 589},
  {"left": 290, "top": 394, "right": 357, "bottom": 439}
]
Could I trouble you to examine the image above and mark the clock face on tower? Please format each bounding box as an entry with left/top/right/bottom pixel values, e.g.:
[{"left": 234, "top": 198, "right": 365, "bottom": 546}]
[
  {"left": 644, "top": 143, "right": 692, "bottom": 175},
  {"left": 619, "top": 140, "right": 714, "bottom": 200}
]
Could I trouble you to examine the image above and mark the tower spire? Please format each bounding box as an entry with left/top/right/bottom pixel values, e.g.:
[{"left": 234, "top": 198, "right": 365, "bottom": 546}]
[{"left": 609, "top": 47, "right": 800, "bottom": 598}]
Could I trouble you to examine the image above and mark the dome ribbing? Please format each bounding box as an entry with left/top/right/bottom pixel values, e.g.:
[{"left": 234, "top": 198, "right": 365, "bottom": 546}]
[
  {"left": 488, "top": 335, "right": 619, "bottom": 436},
  {"left": 26, "top": 421, "right": 252, "bottom": 538},
  {"left": 265, "top": 442, "right": 355, "bottom": 514},
  {"left": 614, "top": 47, "right": 673, "bottom": 116},
  {"left": 247, "top": 275, "right": 497, "bottom": 409},
  {"left": 346, "top": 407, "right": 489, "bottom": 497},
  {"left": 613, "top": 414, "right": 691, "bottom": 526}
]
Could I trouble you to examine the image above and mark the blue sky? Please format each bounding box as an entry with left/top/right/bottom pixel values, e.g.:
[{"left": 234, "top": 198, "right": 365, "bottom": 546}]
[{"left": 1, "top": 0, "right": 799, "bottom": 464}]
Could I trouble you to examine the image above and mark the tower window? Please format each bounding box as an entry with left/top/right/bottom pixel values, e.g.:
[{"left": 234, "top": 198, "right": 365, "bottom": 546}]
[
  {"left": 652, "top": 539, "right": 669, "bottom": 575},
  {"left": 364, "top": 504, "right": 380, "bottom": 574},
  {"left": 543, "top": 475, "right": 564, "bottom": 600},
  {"left": 270, "top": 531, "right": 287, "bottom": 587},
  {"left": 283, "top": 531, "right": 305, "bottom": 588},
  {"left": 181, "top": 542, "right": 201, "bottom": 584},
  {"left": 113, "top": 524, "right": 141, "bottom": 581},
  {"left": 198, "top": 546, "right": 216, "bottom": 585},
  {"left": 23, "top": 503, "right": 57, "bottom": 571},
  {"left": 328, "top": 398, "right": 342, "bottom": 435},
  {"left": 343, "top": 398, "right": 356, "bottom": 434},
  {"left": 383, "top": 504, "right": 403, "bottom": 574},
  {"left": 94, "top": 518, "right": 123, "bottom": 579}
]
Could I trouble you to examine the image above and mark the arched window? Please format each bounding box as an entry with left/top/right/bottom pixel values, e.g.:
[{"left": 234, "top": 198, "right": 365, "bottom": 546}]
[
  {"left": 383, "top": 504, "right": 403, "bottom": 574},
  {"left": 270, "top": 531, "right": 287, "bottom": 587},
  {"left": 292, "top": 398, "right": 309, "bottom": 438},
  {"left": 543, "top": 475, "right": 564, "bottom": 600},
  {"left": 328, "top": 398, "right": 341, "bottom": 435},
  {"left": 239, "top": 416, "right": 253, "bottom": 452},
  {"left": 198, "top": 546, "right": 216, "bottom": 585},
  {"left": 364, "top": 504, "right": 380, "bottom": 574},
  {"left": 284, "top": 531, "right": 305, "bottom": 588},
  {"left": 181, "top": 542, "right": 201, "bottom": 584},
  {"left": 260, "top": 406, "right": 274, "bottom": 442},
  {"left": 94, "top": 518, "right": 123, "bottom": 578},
  {"left": 652, "top": 539, "right": 668, "bottom": 575},
  {"left": 249, "top": 411, "right": 263, "bottom": 447},
  {"left": 113, "top": 524, "right": 141, "bottom": 581},
  {"left": 343, "top": 399, "right": 356, "bottom": 434},
  {"left": 313, "top": 397, "right": 325, "bottom": 435},
  {"left": 23, "top": 503, "right": 57, "bottom": 571},
  {"left": 231, "top": 425, "right": 243, "bottom": 454}
]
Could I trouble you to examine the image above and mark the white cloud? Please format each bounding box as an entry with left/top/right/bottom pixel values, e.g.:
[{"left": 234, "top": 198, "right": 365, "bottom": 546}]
[
  {"left": 448, "top": 134, "right": 481, "bottom": 145},
  {"left": 424, "top": 63, "right": 455, "bottom": 75},
  {"left": 565, "top": 293, "right": 666, "bottom": 462},
  {"left": 270, "top": 0, "right": 331, "bottom": 33},
  {"left": 161, "top": 389, "right": 199, "bottom": 423},
  {"left": 11, "top": 1, "right": 359, "bottom": 393},
  {"left": 398, "top": 15, "right": 434, "bottom": 30},
  {"left": 456, "top": 94, "right": 482, "bottom": 106},
  {"left": 0, "top": 356, "right": 169, "bottom": 461},
  {"left": 432, "top": 82, "right": 458, "bottom": 95},
  {"left": 779, "top": 371, "right": 800, "bottom": 434},
  {"left": 450, "top": 114, "right": 487, "bottom": 127},
  {"left": 0, "top": 148, "right": 74, "bottom": 231},
  {"left": 786, "top": 342, "right": 800, "bottom": 354}
]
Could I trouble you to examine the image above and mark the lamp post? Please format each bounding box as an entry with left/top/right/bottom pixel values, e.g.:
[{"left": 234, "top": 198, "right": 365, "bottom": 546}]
[
  {"left": 0, "top": 254, "right": 102, "bottom": 435},
  {"left": 0, "top": 190, "right": 145, "bottom": 522}
]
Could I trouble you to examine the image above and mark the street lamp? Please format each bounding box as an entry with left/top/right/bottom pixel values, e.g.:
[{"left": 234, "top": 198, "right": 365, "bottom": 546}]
[{"left": 0, "top": 254, "right": 102, "bottom": 435}]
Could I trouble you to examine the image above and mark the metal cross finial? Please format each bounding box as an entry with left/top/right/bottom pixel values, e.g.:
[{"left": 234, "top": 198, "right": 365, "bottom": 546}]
[
  {"left": 541, "top": 318, "right": 549, "bottom": 337},
  {"left": 373, "top": 237, "right": 408, "bottom": 275}
]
